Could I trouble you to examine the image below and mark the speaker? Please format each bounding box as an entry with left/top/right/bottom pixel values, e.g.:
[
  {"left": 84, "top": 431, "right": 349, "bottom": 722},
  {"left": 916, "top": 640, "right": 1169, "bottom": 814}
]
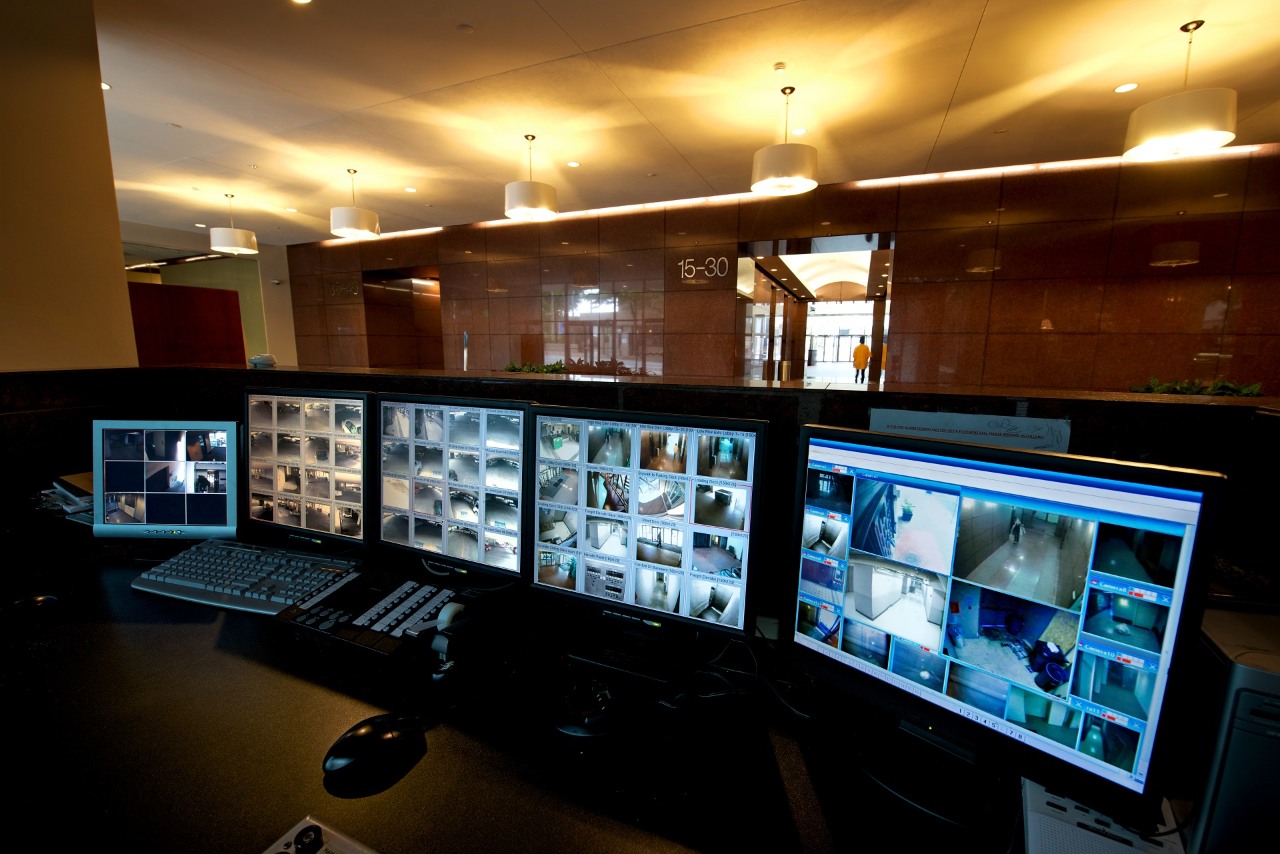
[{"left": 1190, "top": 608, "right": 1280, "bottom": 853}]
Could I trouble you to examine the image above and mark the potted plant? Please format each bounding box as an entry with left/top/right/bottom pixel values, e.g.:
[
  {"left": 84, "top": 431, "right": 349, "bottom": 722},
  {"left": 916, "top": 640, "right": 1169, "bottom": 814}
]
[{"left": 901, "top": 499, "right": 914, "bottom": 521}]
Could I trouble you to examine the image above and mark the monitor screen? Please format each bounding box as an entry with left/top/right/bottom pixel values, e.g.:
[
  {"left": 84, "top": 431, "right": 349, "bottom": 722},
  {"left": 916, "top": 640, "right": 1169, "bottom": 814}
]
[
  {"left": 786, "top": 424, "right": 1223, "bottom": 825},
  {"left": 531, "top": 405, "right": 767, "bottom": 637},
  {"left": 377, "top": 394, "right": 532, "bottom": 580},
  {"left": 243, "top": 388, "right": 372, "bottom": 551},
  {"left": 92, "top": 420, "right": 238, "bottom": 539}
]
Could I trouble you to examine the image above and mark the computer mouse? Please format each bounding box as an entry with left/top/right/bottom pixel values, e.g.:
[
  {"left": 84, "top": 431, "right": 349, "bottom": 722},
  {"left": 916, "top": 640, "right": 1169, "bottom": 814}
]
[{"left": 321, "top": 712, "right": 427, "bottom": 796}]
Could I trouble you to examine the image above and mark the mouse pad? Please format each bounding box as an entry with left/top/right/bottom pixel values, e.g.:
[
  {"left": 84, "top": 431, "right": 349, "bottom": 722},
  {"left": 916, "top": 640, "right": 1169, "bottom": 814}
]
[{"left": 261, "top": 816, "right": 380, "bottom": 854}]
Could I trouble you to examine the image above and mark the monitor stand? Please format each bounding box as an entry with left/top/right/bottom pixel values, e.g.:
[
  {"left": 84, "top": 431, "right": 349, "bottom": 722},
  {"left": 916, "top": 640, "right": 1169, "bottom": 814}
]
[
  {"left": 801, "top": 714, "right": 1023, "bottom": 851},
  {"left": 553, "top": 674, "right": 618, "bottom": 738}
]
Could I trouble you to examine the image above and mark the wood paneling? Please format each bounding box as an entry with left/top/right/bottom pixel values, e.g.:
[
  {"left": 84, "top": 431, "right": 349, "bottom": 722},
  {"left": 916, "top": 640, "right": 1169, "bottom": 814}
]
[{"left": 128, "top": 282, "right": 245, "bottom": 367}]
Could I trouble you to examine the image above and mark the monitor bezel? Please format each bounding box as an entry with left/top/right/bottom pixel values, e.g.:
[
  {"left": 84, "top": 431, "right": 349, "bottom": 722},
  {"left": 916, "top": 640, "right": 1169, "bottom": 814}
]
[
  {"left": 373, "top": 392, "right": 535, "bottom": 586},
  {"left": 528, "top": 403, "right": 769, "bottom": 641},
  {"left": 782, "top": 423, "right": 1224, "bottom": 829},
  {"left": 91, "top": 419, "right": 239, "bottom": 540},
  {"left": 241, "top": 386, "right": 375, "bottom": 555}
]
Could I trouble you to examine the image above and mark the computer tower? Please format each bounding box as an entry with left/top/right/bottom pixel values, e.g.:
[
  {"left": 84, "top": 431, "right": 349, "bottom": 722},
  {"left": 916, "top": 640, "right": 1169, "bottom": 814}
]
[{"left": 1189, "top": 609, "right": 1280, "bottom": 853}]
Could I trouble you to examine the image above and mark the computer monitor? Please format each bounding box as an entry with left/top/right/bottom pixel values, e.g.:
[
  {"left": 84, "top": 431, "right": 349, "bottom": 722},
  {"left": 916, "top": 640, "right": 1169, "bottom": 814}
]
[
  {"left": 92, "top": 420, "right": 238, "bottom": 540},
  {"left": 376, "top": 394, "right": 533, "bottom": 582},
  {"left": 243, "top": 387, "right": 373, "bottom": 553},
  {"left": 531, "top": 405, "right": 768, "bottom": 639},
  {"left": 786, "top": 424, "right": 1224, "bottom": 832}
]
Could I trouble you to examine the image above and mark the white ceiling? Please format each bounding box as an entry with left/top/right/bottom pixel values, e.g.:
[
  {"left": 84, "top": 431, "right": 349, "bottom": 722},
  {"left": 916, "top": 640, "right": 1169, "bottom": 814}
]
[{"left": 95, "top": 0, "right": 1280, "bottom": 251}]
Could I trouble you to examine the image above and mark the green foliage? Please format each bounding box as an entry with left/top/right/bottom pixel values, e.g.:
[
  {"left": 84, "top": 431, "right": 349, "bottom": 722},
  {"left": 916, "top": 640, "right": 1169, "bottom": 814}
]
[
  {"left": 503, "top": 360, "right": 567, "bottom": 374},
  {"left": 503, "top": 358, "right": 653, "bottom": 376},
  {"left": 1130, "top": 377, "right": 1264, "bottom": 397}
]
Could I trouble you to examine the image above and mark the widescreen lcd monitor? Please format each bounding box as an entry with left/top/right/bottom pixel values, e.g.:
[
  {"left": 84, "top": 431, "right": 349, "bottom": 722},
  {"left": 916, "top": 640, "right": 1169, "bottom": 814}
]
[
  {"left": 243, "top": 388, "right": 373, "bottom": 552},
  {"left": 377, "top": 394, "right": 532, "bottom": 580},
  {"left": 92, "top": 419, "right": 238, "bottom": 540},
  {"left": 787, "top": 424, "right": 1223, "bottom": 827},
  {"left": 531, "top": 405, "right": 767, "bottom": 637}
]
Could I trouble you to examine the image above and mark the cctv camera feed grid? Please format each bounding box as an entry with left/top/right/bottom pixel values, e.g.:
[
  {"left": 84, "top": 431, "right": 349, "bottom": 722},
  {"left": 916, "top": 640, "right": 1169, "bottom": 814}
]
[
  {"left": 534, "top": 413, "right": 757, "bottom": 631},
  {"left": 98, "top": 425, "right": 231, "bottom": 527},
  {"left": 247, "top": 392, "right": 366, "bottom": 541},
  {"left": 378, "top": 399, "right": 525, "bottom": 574},
  {"left": 791, "top": 435, "right": 1207, "bottom": 795}
]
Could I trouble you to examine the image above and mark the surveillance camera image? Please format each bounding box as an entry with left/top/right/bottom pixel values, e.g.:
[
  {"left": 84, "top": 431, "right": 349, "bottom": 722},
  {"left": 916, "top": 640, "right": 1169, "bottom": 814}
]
[
  {"left": 378, "top": 397, "right": 530, "bottom": 576},
  {"left": 247, "top": 391, "right": 367, "bottom": 541}
]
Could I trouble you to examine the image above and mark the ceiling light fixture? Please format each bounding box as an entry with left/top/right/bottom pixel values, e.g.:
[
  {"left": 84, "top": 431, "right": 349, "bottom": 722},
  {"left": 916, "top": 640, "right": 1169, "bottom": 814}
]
[
  {"left": 751, "top": 86, "right": 817, "bottom": 196},
  {"left": 505, "top": 134, "right": 558, "bottom": 221},
  {"left": 1123, "top": 21, "right": 1236, "bottom": 162},
  {"left": 209, "top": 194, "right": 258, "bottom": 255},
  {"left": 330, "top": 168, "right": 380, "bottom": 239}
]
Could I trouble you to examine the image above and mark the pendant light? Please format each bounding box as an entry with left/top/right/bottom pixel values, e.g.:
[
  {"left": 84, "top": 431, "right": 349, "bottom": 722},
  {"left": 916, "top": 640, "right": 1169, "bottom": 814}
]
[
  {"left": 330, "top": 168, "right": 381, "bottom": 238},
  {"left": 209, "top": 194, "right": 258, "bottom": 255},
  {"left": 751, "top": 86, "right": 818, "bottom": 196},
  {"left": 504, "top": 134, "right": 558, "bottom": 221},
  {"left": 1123, "top": 21, "right": 1236, "bottom": 162}
]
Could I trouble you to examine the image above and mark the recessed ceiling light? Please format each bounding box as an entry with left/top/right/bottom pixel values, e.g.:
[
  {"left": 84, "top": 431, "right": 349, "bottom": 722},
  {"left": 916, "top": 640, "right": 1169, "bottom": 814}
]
[
  {"left": 793, "top": 128, "right": 807, "bottom": 136},
  {"left": 1213, "top": 192, "right": 1229, "bottom": 198},
  {"left": 292, "top": 0, "right": 312, "bottom": 5},
  {"left": 195, "top": 223, "right": 207, "bottom": 229},
  {"left": 457, "top": 23, "right": 474, "bottom": 33},
  {"left": 567, "top": 161, "right": 580, "bottom": 168},
  {"left": 100, "top": 82, "right": 111, "bottom": 90},
  {"left": 1114, "top": 82, "right": 1139, "bottom": 93},
  {"left": 404, "top": 187, "right": 416, "bottom": 193},
  {"left": 285, "top": 207, "right": 297, "bottom": 213}
]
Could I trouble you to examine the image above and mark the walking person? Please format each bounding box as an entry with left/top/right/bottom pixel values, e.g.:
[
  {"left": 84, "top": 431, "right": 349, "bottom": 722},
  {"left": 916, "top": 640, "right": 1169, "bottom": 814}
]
[{"left": 852, "top": 336, "right": 871, "bottom": 383}]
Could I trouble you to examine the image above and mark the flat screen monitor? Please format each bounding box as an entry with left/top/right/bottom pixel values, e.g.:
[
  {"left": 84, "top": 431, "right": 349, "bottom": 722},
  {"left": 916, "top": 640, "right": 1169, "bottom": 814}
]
[
  {"left": 376, "top": 394, "right": 532, "bottom": 582},
  {"left": 531, "top": 405, "right": 768, "bottom": 638},
  {"left": 92, "top": 420, "right": 238, "bottom": 540},
  {"left": 243, "top": 388, "right": 373, "bottom": 552},
  {"left": 786, "top": 424, "right": 1223, "bottom": 829}
]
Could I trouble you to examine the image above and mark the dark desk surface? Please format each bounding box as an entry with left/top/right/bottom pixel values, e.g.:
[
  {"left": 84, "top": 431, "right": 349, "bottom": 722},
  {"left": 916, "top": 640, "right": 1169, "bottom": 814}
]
[{"left": 2, "top": 508, "right": 826, "bottom": 853}]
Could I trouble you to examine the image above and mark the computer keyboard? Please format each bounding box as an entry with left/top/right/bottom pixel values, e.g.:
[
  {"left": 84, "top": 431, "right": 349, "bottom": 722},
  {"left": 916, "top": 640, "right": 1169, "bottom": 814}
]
[{"left": 130, "top": 539, "right": 359, "bottom": 615}]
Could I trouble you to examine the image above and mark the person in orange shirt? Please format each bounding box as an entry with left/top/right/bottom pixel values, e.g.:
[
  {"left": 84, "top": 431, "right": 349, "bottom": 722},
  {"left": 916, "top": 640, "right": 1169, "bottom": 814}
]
[{"left": 852, "top": 336, "right": 871, "bottom": 383}]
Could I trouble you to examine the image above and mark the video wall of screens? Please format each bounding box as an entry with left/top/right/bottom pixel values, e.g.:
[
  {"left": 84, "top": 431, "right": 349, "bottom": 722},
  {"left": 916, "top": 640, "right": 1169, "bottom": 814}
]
[
  {"left": 377, "top": 396, "right": 531, "bottom": 578},
  {"left": 92, "top": 420, "right": 238, "bottom": 539},
  {"left": 531, "top": 406, "right": 767, "bottom": 635},
  {"left": 788, "top": 425, "right": 1222, "bottom": 810},
  {"left": 244, "top": 388, "right": 371, "bottom": 547}
]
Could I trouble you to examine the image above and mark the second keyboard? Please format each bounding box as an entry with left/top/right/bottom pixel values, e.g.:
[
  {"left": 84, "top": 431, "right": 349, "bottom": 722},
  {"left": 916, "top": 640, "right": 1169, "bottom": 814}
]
[{"left": 131, "top": 538, "right": 359, "bottom": 615}]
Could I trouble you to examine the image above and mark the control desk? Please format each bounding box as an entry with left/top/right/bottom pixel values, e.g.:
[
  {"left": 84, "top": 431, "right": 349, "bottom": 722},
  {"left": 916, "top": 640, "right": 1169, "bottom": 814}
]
[{"left": 1, "top": 506, "right": 808, "bottom": 853}]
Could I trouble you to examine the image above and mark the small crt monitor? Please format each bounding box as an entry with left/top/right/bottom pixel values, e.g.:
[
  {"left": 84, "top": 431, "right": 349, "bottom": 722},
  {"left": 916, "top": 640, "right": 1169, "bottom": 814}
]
[
  {"left": 786, "top": 424, "right": 1224, "bottom": 829},
  {"left": 92, "top": 420, "right": 238, "bottom": 539},
  {"left": 376, "top": 394, "right": 533, "bottom": 582}
]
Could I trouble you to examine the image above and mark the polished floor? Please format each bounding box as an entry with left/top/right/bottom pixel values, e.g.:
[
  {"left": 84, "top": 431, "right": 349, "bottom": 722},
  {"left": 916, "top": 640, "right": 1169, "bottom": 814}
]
[{"left": 961, "top": 519, "right": 1083, "bottom": 610}]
